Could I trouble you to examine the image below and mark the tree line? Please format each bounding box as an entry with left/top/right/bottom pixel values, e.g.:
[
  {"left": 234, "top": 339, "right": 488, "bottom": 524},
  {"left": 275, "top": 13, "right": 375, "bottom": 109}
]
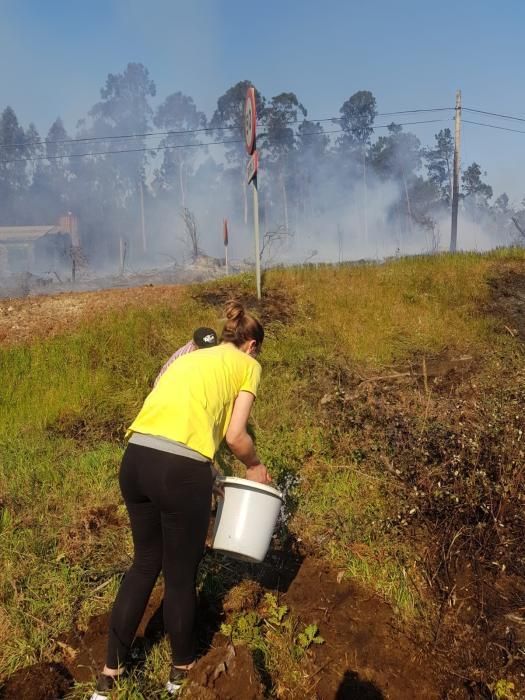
[{"left": 0, "top": 62, "right": 523, "bottom": 267}]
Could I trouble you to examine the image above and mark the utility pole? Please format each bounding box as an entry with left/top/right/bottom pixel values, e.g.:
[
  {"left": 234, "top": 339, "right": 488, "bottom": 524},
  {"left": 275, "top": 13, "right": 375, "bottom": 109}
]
[
  {"left": 450, "top": 89, "right": 462, "bottom": 252},
  {"left": 363, "top": 147, "right": 368, "bottom": 244},
  {"left": 140, "top": 180, "right": 147, "bottom": 253}
]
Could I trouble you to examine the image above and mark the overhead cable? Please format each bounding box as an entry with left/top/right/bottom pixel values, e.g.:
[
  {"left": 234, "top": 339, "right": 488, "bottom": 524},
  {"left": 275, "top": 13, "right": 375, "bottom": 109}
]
[
  {"left": 0, "top": 107, "right": 454, "bottom": 150},
  {"left": 0, "top": 119, "right": 452, "bottom": 164},
  {"left": 463, "top": 107, "right": 525, "bottom": 124},
  {"left": 462, "top": 119, "right": 525, "bottom": 135}
]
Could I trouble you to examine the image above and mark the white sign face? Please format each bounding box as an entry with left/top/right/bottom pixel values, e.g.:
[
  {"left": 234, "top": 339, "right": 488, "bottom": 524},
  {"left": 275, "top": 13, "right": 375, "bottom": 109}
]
[
  {"left": 244, "top": 87, "right": 256, "bottom": 155},
  {"left": 247, "top": 150, "right": 258, "bottom": 184}
]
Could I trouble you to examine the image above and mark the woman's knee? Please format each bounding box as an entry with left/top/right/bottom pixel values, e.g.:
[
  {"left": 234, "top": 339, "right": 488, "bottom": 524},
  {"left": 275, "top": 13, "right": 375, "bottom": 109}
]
[{"left": 130, "top": 549, "right": 163, "bottom": 579}]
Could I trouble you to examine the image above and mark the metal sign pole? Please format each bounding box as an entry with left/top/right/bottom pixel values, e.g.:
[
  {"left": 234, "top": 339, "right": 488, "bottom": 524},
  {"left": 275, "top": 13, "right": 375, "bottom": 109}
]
[
  {"left": 244, "top": 86, "right": 261, "bottom": 299},
  {"left": 223, "top": 218, "right": 229, "bottom": 275},
  {"left": 253, "top": 175, "right": 261, "bottom": 300}
]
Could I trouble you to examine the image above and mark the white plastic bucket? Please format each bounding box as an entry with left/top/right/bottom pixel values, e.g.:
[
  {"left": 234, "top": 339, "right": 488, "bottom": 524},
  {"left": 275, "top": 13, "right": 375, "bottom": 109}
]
[{"left": 211, "top": 476, "right": 284, "bottom": 562}]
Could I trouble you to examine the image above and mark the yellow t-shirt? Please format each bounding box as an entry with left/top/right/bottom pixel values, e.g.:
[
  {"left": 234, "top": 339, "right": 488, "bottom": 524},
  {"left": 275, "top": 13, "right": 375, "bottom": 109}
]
[{"left": 128, "top": 343, "right": 261, "bottom": 459}]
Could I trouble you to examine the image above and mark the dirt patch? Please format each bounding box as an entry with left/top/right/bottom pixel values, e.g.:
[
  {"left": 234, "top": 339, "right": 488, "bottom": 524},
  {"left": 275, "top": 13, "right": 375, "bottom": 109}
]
[
  {"left": 183, "top": 643, "right": 264, "bottom": 700},
  {"left": 60, "top": 584, "right": 164, "bottom": 683},
  {"left": 57, "top": 503, "right": 128, "bottom": 566},
  {"left": 192, "top": 280, "right": 295, "bottom": 326},
  {"left": 487, "top": 267, "right": 525, "bottom": 340},
  {"left": 47, "top": 406, "right": 128, "bottom": 445},
  {"left": 0, "top": 284, "right": 185, "bottom": 346},
  {"left": 0, "top": 662, "right": 73, "bottom": 699},
  {"left": 284, "top": 557, "right": 442, "bottom": 700},
  {"left": 74, "top": 504, "right": 124, "bottom": 533}
]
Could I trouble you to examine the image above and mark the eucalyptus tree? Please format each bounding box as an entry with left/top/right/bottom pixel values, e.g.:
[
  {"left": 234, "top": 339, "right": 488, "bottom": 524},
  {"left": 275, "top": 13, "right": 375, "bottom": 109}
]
[{"left": 210, "top": 80, "right": 265, "bottom": 223}]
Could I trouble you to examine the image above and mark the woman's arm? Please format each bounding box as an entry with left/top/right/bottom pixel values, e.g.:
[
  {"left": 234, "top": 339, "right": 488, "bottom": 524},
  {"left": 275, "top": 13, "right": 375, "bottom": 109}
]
[{"left": 225, "top": 391, "right": 272, "bottom": 484}]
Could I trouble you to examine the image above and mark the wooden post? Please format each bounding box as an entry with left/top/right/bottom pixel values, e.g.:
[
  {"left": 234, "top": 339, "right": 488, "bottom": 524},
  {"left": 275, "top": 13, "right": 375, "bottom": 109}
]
[
  {"left": 253, "top": 176, "right": 261, "bottom": 300},
  {"left": 450, "top": 89, "right": 462, "bottom": 252},
  {"left": 223, "top": 218, "right": 229, "bottom": 275},
  {"left": 119, "top": 237, "right": 126, "bottom": 276},
  {"left": 140, "top": 181, "right": 147, "bottom": 253},
  {"left": 363, "top": 146, "right": 368, "bottom": 243}
]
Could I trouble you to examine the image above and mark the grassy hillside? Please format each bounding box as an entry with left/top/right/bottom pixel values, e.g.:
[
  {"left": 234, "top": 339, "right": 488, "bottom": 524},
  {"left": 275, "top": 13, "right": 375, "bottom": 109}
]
[{"left": 1, "top": 249, "right": 524, "bottom": 698}]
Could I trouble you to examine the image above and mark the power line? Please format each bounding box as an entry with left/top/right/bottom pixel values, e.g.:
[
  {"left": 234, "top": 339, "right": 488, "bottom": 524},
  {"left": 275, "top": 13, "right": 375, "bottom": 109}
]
[
  {"left": 0, "top": 118, "right": 452, "bottom": 165},
  {"left": 463, "top": 107, "right": 525, "bottom": 124},
  {"left": 0, "top": 107, "right": 454, "bottom": 150},
  {"left": 0, "top": 119, "right": 451, "bottom": 164},
  {"left": 273, "top": 108, "right": 453, "bottom": 128},
  {"left": 0, "top": 124, "right": 240, "bottom": 150},
  {"left": 376, "top": 107, "right": 453, "bottom": 116},
  {"left": 6, "top": 105, "right": 525, "bottom": 151},
  {"left": 0, "top": 137, "right": 244, "bottom": 164},
  {"left": 375, "top": 118, "right": 450, "bottom": 128},
  {"left": 463, "top": 119, "right": 525, "bottom": 135}
]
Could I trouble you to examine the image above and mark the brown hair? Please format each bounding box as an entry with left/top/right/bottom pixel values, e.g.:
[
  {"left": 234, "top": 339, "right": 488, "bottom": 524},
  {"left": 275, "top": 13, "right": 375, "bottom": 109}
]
[{"left": 220, "top": 300, "right": 264, "bottom": 349}]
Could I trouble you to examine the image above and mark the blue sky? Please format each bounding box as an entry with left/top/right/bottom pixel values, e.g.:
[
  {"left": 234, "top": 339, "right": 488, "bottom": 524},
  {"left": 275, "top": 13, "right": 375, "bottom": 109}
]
[{"left": 2, "top": 0, "right": 525, "bottom": 200}]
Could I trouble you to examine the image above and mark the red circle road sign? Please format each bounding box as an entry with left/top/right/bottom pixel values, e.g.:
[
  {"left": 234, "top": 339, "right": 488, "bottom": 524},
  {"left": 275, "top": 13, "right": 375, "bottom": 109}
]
[{"left": 244, "top": 87, "right": 256, "bottom": 155}]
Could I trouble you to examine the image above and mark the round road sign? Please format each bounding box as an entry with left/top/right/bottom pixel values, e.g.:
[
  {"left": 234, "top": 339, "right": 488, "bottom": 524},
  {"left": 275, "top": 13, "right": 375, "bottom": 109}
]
[{"left": 244, "top": 87, "right": 256, "bottom": 155}]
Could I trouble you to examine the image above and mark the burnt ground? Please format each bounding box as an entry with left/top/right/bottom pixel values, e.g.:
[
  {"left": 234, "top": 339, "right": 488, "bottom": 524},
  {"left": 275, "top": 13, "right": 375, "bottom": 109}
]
[
  {"left": 191, "top": 277, "right": 296, "bottom": 327},
  {"left": 487, "top": 267, "right": 525, "bottom": 340},
  {"left": 2, "top": 264, "right": 525, "bottom": 698},
  {"left": 0, "top": 277, "right": 294, "bottom": 347},
  {"left": 0, "top": 284, "right": 185, "bottom": 346}
]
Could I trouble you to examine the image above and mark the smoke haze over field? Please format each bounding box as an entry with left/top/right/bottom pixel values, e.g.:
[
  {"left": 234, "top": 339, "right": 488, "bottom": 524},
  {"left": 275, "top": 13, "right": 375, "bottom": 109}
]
[{"left": 0, "top": 63, "right": 524, "bottom": 283}]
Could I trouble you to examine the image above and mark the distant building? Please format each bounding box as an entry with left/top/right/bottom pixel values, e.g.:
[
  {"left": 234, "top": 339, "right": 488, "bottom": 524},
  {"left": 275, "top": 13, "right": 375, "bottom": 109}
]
[{"left": 0, "top": 215, "right": 80, "bottom": 276}]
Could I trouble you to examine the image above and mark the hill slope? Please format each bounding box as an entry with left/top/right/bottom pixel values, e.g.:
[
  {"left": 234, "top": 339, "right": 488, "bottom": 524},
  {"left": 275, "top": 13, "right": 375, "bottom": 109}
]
[{"left": 1, "top": 250, "right": 524, "bottom": 699}]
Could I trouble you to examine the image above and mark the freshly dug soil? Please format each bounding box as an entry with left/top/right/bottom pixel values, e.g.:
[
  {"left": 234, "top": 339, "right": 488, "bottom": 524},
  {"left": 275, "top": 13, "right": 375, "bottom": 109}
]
[
  {"left": 0, "top": 662, "right": 73, "bottom": 700},
  {"left": 183, "top": 643, "right": 264, "bottom": 700},
  {"left": 284, "top": 557, "right": 443, "bottom": 700}
]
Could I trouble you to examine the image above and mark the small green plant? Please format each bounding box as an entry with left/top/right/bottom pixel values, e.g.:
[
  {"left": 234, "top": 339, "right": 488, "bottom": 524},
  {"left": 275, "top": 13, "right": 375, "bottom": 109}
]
[
  {"left": 220, "top": 611, "right": 265, "bottom": 651},
  {"left": 294, "top": 623, "right": 324, "bottom": 658},
  {"left": 490, "top": 679, "right": 516, "bottom": 700},
  {"left": 220, "top": 593, "right": 324, "bottom": 667},
  {"left": 262, "top": 593, "right": 289, "bottom": 628}
]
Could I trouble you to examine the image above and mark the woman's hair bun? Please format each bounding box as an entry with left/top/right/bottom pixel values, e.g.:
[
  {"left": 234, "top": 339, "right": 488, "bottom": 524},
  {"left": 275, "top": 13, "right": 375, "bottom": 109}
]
[
  {"left": 224, "top": 300, "right": 245, "bottom": 321},
  {"left": 219, "top": 299, "right": 264, "bottom": 348}
]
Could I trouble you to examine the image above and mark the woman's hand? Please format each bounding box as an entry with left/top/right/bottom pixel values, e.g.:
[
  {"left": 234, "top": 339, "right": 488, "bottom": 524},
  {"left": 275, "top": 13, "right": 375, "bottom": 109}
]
[
  {"left": 212, "top": 479, "right": 225, "bottom": 498},
  {"left": 210, "top": 464, "right": 225, "bottom": 498},
  {"left": 246, "top": 463, "right": 272, "bottom": 484}
]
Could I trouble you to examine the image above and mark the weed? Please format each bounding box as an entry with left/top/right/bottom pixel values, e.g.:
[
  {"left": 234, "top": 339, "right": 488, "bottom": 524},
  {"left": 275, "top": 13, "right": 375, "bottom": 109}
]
[
  {"left": 294, "top": 623, "right": 324, "bottom": 657},
  {"left": 490, "top": 679, "right": 517, "bottom": 700}
]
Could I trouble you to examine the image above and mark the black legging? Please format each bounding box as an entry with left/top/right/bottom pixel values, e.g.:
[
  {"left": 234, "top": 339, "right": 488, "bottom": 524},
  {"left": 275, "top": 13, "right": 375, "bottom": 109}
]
[{"left": 106, "top": 443, "right": 213, "bottom": 668}]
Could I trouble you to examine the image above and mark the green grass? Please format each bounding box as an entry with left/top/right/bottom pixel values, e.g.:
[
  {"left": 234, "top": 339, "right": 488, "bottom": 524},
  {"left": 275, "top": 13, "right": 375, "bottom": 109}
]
[{"left": 1, "top": 248, "right": 524, "bottom": 693}]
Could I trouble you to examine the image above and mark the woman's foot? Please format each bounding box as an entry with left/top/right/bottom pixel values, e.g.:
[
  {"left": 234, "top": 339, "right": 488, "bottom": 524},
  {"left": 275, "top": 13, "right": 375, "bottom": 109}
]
[
  {"left": 165, "top": 664, "right": 193, "bottom": 696},
  {"left": 89, "top": 667, "right": 125, "bottom": 700}
]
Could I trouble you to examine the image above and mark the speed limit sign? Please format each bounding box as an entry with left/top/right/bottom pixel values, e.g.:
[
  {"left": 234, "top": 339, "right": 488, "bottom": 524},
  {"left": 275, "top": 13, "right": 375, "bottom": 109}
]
[{"left": 244, "top": 87, "right": 256, "bottom": 155}]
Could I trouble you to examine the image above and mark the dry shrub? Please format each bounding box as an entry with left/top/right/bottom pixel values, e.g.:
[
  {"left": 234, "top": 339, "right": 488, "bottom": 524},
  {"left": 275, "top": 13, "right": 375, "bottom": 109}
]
[
  {"left": 0, "top": 605, "right": 13, "bottom": 648},
  {"left": 223, "top": 581, "right": 264, "bottom": 615},
  {"left": 47, "top": 406, "right": 128, "bottom": 445},
  {"left": 58, "top": 504, "right": 128, "bottom": 565}
]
